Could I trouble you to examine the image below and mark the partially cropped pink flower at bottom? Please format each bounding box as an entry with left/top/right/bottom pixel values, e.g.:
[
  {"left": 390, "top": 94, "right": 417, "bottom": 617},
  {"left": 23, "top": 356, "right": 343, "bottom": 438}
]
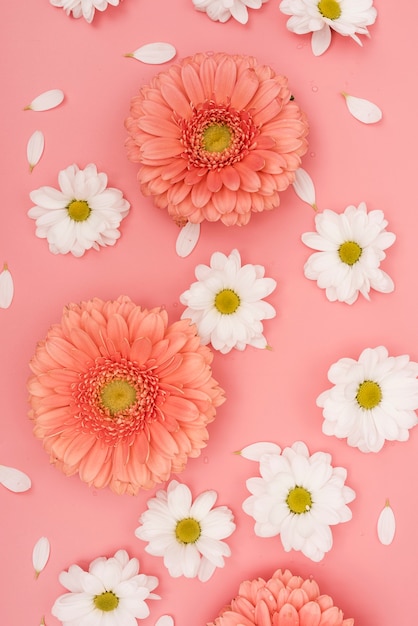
[{"left": 208, "top": 568, "right": 354, "bottom": 626}]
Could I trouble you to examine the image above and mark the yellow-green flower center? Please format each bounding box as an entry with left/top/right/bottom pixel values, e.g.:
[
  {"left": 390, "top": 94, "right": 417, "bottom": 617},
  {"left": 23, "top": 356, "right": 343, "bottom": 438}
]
[
  {"left": 286, "top": 486, "right": 313, "bottom": 514},
  {"left": 67, "top": 199, "right": 91, "bottom": 222},
  {"left": 317, "top": 0, "right": 342, "bottom": 20},
  {"left": 214, "top": 289, "right": 240, "bottom": 315},
  {"left": 175, "top": 517, "right": 201, "bottom": 544},
  {"left": 100, "top": 380, "right": 137, "bottom": 416},
  {"left": 94, "top": 591, "right": 119, "bottom": 612},
  {"left": 338, "top": 241, "right": 362, "bottom": 265},
  {"left": 356, "top": 380, "right": 382, "bottom": 409},
  {"left": 203, "top": 124, "right": 232, "bottom": 153}
]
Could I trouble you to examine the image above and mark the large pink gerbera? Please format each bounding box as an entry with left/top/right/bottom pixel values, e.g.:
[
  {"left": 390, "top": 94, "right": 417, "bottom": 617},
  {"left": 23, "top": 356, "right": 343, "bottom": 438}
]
[
  {"left": 27, "top": 296, "right": 225, "bottom": 495},
  {"left": 208, "top": 568, "right": 354, "bottom": 625},
  {"left": 125, "top": 52, "right": 309, "bottom": 226}
]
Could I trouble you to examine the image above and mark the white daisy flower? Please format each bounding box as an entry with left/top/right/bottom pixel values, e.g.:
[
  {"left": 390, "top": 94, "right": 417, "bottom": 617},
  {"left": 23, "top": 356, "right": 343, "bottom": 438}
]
[
  {"left": 135, "top": 480, "right": 236, "bottom": 582},
  {"left": 242, "top": 441, "right": 355, "bottom": 562},
  {"left": 180, "top": 249, "right": 276, "bottom": 354},
  {"left": 279, "top": 0, "right": 377, "bottom": 56},
  {"left": 301, "top": 202, "right": 395, "bottom": 305},
  {"left": 28, "top": 163, "right": 130, "bottom": 258},
  {"left": 192, "top": 0, "right": 269, "bottom": 24},
  {"left": 50, "top": 0, "right": 120, "bottom": 23},
  {"left": 317, "top": 346, "right": 418, "bottom": 453},
  {"left": 51, "top": 549, "right": 159, "bottom": 626}
]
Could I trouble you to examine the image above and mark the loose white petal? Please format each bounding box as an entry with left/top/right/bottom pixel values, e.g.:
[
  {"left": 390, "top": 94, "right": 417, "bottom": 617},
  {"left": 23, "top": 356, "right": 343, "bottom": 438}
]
[
  {"left": 126, "top": 43, "right": 176, "bottom": 65},
  {"left": 377, "top": 500, "right": 396, "bottom": 545},
  {"left": 25, "top": 89, "right": 64, "bottom": 112},
  {"left": 293, "top": 168, "right": 317, "bottom": 209},
  {"left": 0, "top": 464, "right": 31, "bottom": 492},
  {"left": 155, "top": 617, "right": 174, "bottom": 626},
  {"left": 238, "top": 442, "right": 282, "bottom": 461},
  {"left": 27, "top": 130, "right": 45, "bottom": 172},
  {"left": 0, "top": 264, "right": 14, "bottom": 309},
  {"left": 33, "top": 537, "right": 51, "bottom": 577},
  {"left": 342, "top": 92, "right": 382, "bottom": 124},
  {"left": 175, "top": 222, "right": 200, "bottom": 257}
]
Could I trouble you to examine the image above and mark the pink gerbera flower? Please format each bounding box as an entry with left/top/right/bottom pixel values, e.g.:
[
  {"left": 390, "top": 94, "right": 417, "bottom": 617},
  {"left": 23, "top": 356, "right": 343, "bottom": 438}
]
[
  {"left": 125, "top": 52, "right": 309, "bottom": 226},
  {"left": 208, "top": 568, "right": 354, "bottom": 626},
  {"left": 27, "top": 296, "right": 225, "bottom": 495}
]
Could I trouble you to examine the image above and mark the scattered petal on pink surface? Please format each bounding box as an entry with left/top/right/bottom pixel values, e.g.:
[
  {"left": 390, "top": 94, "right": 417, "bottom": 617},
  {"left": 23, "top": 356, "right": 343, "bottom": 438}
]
[
  {"left": 126, "top": 42, "right": 177, "bottom": 64},
  {"left": 342, "top": 92, "right": 382, "bottom": 124},
  {"left": 0, "top": 464, "right": 31, "bottom": 492},
  {"left": 32, "top": 536, "right": 51, "bottom": 578},
  {"left": 27, "top": 130, "right": 45, "bottom": 172},
  {"left": 24, "top": 89, "right": 64, "bottom": 111},
  {"left": 377, "top": 500, "right": 396, "bottom": 545}
]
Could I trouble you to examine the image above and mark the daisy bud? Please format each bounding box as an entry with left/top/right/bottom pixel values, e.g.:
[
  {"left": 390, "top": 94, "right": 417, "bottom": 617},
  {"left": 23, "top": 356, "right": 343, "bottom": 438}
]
[
  {"left": 377, "top": 500, "right": 396, "bottom": 545},
  {"left": 175, "top": 222, "right": 200, "bottom": 257},
  {"left": 0, "top": 263, "right": 14, "bottom": 309},
  {"left": 32, "top": 536, "right": 51, "bottom": 578},
  {"left": 293, "top": 168, "right": 317, "bottom": 210},
  {"left": 125, "top": 42, "right": 176, "bottom": 64},
  {"left": 24, "top": 89, "right": 64, "bottom": 112},
  {"left": 342, "top": 92, "right": 382, "bottom": 124},
  {"left": 27, "top": 130, "right": 45, "bottom": 172},
  {"left": 0, "top": 464, "right": 31, "bottom": 492}
]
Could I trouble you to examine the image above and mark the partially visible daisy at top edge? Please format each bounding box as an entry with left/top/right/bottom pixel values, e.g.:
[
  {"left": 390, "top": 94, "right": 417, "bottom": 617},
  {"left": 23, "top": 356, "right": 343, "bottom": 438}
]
[
  {"left": 279, "top": 0, "right": 377, "bottom": 56},
  {"left": 192, "top": 0, "right": 269, "bottom": 24},
  {"left": 317, "top": 346, "right": 418, "bottom": 453},
  {"left": 301, "top": 201, "right": 395, "bottom": 305},
  {"left": 50, "top": 0, "right": 121, "bottom": 23},
  {"left": 28, "top": 163, "right": 130, "bottom": 257},
  {"left": 180, "top": 249, "right": 277, "bottom": 354}
]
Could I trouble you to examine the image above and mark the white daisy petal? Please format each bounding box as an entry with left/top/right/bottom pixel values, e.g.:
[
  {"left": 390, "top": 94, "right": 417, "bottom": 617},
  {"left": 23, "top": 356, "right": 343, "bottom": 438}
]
[
  {"left": 27, "top": 130, "right": 45, "bottom": 172},
  {"left": 238, "top": 441, "right": 282, "bottom": 461},
  {"left": 175, "top": 222, "right": 200, "bottom": 257},
  {"left": 25, "top": 89, "right": 64, "bottom": 111},
  {"left": 33, "top": 537, "right": 51, "bottom": 578},
  {"left": 377, "top": 500, "right": 396, "bottom": 545},
  {"left": 155, "top": 617, "right": 174, "bottom": 626},
  {"left": 127, "top": 43, "right": 177, "bottom": 65},
  {"left": 0, "top": 264, "right": 14, "bottom": 309},
  {"left": 311, "top": 25, "right": 332, "bottom": 56},
  {"left": 0, "top": 464, "right": 31, "bottom": 492},
  {"left": 342, "top": 92, "right": 382, "bottom": 124},
  {"left": 292, "top": 167, "right": 317, "bottom": 209}
]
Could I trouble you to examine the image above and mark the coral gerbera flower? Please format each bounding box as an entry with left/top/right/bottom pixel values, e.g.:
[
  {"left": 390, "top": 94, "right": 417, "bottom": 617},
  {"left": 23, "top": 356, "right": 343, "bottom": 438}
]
[
  {"left": 27, "top": 296, "right": 225, "bottom": 495},
  {"left": 208, "top": 568, "right": 354, "bottom": 625},
  {"left": 125, "top": 52, "right": 309, "bottom": 226}
]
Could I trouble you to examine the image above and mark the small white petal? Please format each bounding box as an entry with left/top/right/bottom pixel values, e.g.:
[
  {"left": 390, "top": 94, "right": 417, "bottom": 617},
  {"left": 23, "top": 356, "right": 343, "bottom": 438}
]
[
  {"left": 0, "top": 464, "right": 31, "bottom": 492},
  {"left": 238, "top": 442, "right": 282, "bottom": 461},
  {"left": 311, "top": 25, "right": 332, "bottom": 56},
  {"left": 27, "top": 130, "right": 45, "bottom": 172},
  {"left": 32, "top": 537, "right": 51, "bottom": 577},
  {"left": 342, "top": 93, "right": 382, "bottom": 124},
  {"left": 127, "top": 43, "right": 177, "bottom": 65},
  {"left": 293, "top": 168, "right": 317, "bottom": 209},
  {"left": 0, "top": 264, "right": 14, "bottom": 309},
  {"left": 175, "top": 222, "right": 200, "bottom": 257},
  {"left": 155, "top": 616, "right": 174, "bottom": 626},
  {"left": 25, "top": 89, "right": 64, "bottom": 112},
  {"left": 377, "top": 500, "right": 396, "bottom": 545}
]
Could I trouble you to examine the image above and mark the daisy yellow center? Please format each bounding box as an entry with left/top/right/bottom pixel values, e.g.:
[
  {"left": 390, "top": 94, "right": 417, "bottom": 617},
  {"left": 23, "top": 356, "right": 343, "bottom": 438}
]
[
  {"left": 203, "top": 124, "right": 232, "bottom": 153},
  {"left": 67, "top": 199, "right": 91, "bottom": 222},
  {"left": 175, "top": 517, "right": 201, "bottom": 544},
  {"left": 317, "top": 0, "right": 342, "bottom": 20},
  {"left": 100, "top": 380, "right": 137, "bottom": 416},
  {"left": 338, "top": 241, "right": 362, "bottom": 265},
  {"left": 286, "top": 486, "right": 312, "bottom": 514},
  {"left": 356, "top": 380, "right": 382, "bottom": 409},
  {"left": 215, "top": 289, "right": 240, "bottom": 314},
  {"left": 94, "top": 591, "right": 119, "bottom": 612}
]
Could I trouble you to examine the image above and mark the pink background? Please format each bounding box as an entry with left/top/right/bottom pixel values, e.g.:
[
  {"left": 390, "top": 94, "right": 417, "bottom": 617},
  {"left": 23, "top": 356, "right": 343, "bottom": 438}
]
[{"left": 2, "top": 1, "right": 417, "bottom": 624}]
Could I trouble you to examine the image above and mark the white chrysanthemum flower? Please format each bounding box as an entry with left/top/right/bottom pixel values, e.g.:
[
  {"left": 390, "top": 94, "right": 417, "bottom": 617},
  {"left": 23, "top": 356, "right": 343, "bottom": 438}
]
[
  {"left": 28, "top": 164, "right": 130, "bottom": 258},
  {"left": 317, "top": 346, "right": 418, "bottom": 453},
  {"left": 279, "top": 0, "right": 377, "bottom": 56},
  {"left": 301, "top": 202, "right": 395, "bottom": 305},
  {"left": 180, "top": 249, "right": 276, "bottom": 354},
  {"left": 242, "top": 441, "right": 355, "bottom": 562},
  {"left": 50, "top": 0, "right": 120, "bottom": 23},
  {"left": 135, "top": 480, "right": 236, "bottom": 582},
  {"left": 192, "top": 0, "right": 269, "bottom": 24},
  {"left": 51, "top": 549, "right": 159, "bottom": 626}
]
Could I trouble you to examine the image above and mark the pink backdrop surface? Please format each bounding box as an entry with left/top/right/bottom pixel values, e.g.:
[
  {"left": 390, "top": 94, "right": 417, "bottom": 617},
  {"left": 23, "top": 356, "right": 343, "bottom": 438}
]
[{"left": 2, "top": 1, "right": 417, "bottom": 625}]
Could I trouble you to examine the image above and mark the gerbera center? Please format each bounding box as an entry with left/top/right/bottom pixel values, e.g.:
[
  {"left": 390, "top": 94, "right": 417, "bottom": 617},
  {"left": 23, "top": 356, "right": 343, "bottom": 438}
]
[
  {"left": 356, "top": 380, "right": 382, "bottom": 409},
  {"left": 94, "top": 591, "right": 119, "bottom": 612},
  {"left": 100, "top": 379, "right": 137, "bottom": 416},
  {"left": 338, "top": 241, "right": 362, "bottom": 265},
  {"left": 317, "top": 0, "right": 342, "bottom": 20},
  {"left": 67, "top": 199, "right": 91, "bottom": 222},
  {"left": 286, "top": 486, "right": 312, "bottom": 514},
  {"left": 175, "top": 517, "right": 201, "bottom": 544},
  {"left": 214, "top": 289, "right": 241, "bottom": 315},
  {"left": 203, "top": 124, "right": 232, "bottom": 153}
]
